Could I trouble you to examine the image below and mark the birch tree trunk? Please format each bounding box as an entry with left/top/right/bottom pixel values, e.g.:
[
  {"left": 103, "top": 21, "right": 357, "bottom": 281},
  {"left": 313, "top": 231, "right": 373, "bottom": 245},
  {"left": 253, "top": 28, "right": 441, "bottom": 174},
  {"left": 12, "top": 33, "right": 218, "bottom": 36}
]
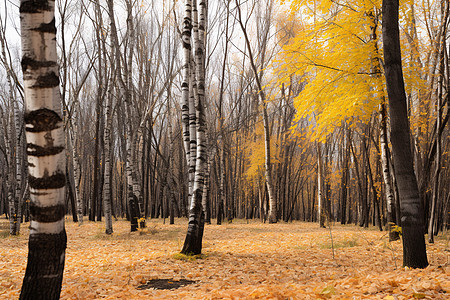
[
  {"left": 379, "top": 100, "right": 399, "bottom": 241},
  {"left": 106, "top": 0, "right": 142, "bottom": 231},
  {"left": 19, "top": 1, "right": 66, "bottom": 298},
  {"left": 125, "top": 0, "right": 145, "bottom": 226},
  {"left": 103, "top": 77, "right": 114, "bottom": 234},
  {"left": 316, "top": 142, "right": 325, "bottom": 228},
  {"left": 236, "top": 0, "right": 277, "bottom": 223},
  {"left": 72, "top": 102, "right": 83, "bottom": 224},
  {"left": 428, "top": 9, "right": 447, "bottom": 242},
  {"left": 217, "top": 0, "right": 230, "bottom": 225},
  {"left": 382, "top": 0, "right": 428, "bottom": 268},
  {"left": 181, "top": 0, "right": 208, "bottom": 255},
  {"left": 14, "top": 99, "right": 23, "bottom": 234},
  {"left": 263, "top": 106, "right": 277, "bottom": 223},
  {"left": 7, "top": 84, "right": 18, "bottom": 235},
  {"left": 1, "top": 33, "right": 20, "bottom": 235}
]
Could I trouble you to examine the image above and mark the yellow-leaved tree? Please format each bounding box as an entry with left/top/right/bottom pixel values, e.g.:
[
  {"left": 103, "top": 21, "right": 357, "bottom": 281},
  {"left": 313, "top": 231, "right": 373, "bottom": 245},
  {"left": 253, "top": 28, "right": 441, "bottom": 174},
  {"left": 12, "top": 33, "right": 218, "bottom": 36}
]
[{"left": 275, "top": 0, "right": 423, "bottom": 141}]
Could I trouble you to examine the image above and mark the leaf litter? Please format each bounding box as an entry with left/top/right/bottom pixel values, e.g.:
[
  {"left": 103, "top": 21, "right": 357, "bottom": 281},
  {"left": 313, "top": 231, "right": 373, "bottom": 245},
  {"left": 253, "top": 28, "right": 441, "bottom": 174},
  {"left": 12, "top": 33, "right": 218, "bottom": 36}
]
[{"left": 0, "top": 219, "right": 448, "bottom": 299}]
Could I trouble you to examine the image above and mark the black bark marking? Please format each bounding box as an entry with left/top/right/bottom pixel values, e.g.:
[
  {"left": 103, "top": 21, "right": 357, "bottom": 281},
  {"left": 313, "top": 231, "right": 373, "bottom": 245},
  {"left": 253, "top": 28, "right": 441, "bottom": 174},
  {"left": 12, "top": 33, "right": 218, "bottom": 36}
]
[
  {"left": 32, "top": 71, "right": 60, "bottom": 89},
  {"left": 29, "top": 171, "right": 65, "bottom": 190},
  {"left": 27, "top": 143, "right": 64, "bottom": 157},
  {"left": 21, "top": 56, "right": 56, "bottom": 72},
  {"left": 30, "top": 203, "right": 65, "bottom": 223},
  {"left": 182, "top": 41, "right": 191, "bottom": 50},
  {"left": 24, "top": 108, "right": 62, "bottom": 132},
  {"left": 195, "top": 47, "right": 204, "bottom": 56},
  {"left": 33, "top": 17, "right": 56, "bottom": 34},
  {"left": 20, "top": 231, "right": 66, "bottom": 300},
  {"left": 20, "top": 0, "right": 51, "bottom": 13}
]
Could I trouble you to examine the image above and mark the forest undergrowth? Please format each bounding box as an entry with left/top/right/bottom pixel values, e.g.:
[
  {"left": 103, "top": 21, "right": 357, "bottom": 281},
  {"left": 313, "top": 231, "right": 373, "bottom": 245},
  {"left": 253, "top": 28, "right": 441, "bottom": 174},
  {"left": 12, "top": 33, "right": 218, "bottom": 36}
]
[{"left": 0, "top": 219, "right": 448, "bottom": 299}]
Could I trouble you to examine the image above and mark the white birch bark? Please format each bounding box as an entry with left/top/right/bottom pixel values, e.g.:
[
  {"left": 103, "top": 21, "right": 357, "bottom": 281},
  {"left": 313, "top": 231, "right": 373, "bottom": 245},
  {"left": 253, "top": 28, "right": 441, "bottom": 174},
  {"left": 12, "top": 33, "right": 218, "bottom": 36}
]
[
  {"left": 1, "top": 34, "right": 19, "bottom": 235},
  {"left": 7, "top": 87, "right": 18, "bottom": 235},
  {"left": 181, "top": 0, "right": 193, "bottom": 205},
  {"left": 106, "top": 0, "right": 142, "bottom": 230},
  {"left": 317, "top": 142, "right": 325, "bottom": 227},
  {"left": 379, "top": 100, "right": 398, "bottom": 240},
  {"left": 14, "top": 100, "right": 23, "bottom": 234},
  {"left": 103, "top": 85, "right": 114, "bottom": 234},
  {"left": 235, "top": 0, "right": 277, "bottom": 223},
  {"left": 71, "top": 102, "right": 83, "bottom": 224},
  {"left": 188, "top": 57, "right": 197, "bottom": 203},
  {"left": 428, "top": 18, "right": 446, "bottom": 242},
  {"left": 181, "top": 0, "right": 208, "bottom": 255},
  {"left": 19, "top": 1, "right": 66, "bottom": 298},
  {"left": 125, "top": 0, "right": 145, "bottom": 225}
]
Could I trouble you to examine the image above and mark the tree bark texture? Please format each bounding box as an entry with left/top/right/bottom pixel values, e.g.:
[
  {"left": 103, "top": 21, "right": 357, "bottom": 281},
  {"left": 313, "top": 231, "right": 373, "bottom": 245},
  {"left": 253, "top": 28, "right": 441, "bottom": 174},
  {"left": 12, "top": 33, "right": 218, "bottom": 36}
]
[
  {"left": 380, "top": 100, "right": 399, "bottom": 241},
  {"left": 382, "top": 0, "right": 428, "bottom": 268},
  {"left": 19, "top": 1, "right": 67, "bottom": 298},
  {"left": 317, "top": 142, "right": 325, "bottom": 228},
  {"left": 181, "top": 0, "right": 208, "bottom": 255}
]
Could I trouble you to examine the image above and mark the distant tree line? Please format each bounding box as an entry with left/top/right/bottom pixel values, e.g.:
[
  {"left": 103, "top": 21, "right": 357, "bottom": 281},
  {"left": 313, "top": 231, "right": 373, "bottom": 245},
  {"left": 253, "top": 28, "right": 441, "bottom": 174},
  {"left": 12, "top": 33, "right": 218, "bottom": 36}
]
[{"left": 0, "top": 0, "right": 447, "bottom": 248}]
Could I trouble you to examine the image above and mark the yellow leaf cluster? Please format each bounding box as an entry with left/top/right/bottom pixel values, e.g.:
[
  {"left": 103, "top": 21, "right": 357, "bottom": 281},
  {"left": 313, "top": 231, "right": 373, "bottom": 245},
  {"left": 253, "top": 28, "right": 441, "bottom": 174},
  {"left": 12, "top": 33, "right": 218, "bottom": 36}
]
[
  {"left": 244, "top": 117, "right": 280, "bottom": 181},
  {"left": 275, "top": 0, "right": 426, "bottom": 142}
]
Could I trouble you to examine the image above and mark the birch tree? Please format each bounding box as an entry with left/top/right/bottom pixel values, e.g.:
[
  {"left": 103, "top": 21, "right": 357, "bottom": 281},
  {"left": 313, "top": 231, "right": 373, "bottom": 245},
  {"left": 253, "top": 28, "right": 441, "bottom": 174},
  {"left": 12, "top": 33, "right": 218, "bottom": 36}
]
[
  {"left": 180, "top": 0, "right": 209, "bottom": 255},
  {"left": 0, "top": 11, "right": 23, "bottom": 235},
  {"left": 19, "top": 0, "right": 66, "bottom": 298},
  {"left": 236, "top": 0, "right": 277, "bottom": 223}
]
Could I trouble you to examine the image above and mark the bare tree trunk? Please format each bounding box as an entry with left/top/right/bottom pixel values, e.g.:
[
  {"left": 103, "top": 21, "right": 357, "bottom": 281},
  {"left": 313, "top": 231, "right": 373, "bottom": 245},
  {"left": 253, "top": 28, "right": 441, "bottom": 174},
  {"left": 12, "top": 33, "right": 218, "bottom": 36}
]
[
  {"left": 317, "top": 142, "right": 325, "bottom": 228},
  {"left": 380, "top": 100, "right": 399, "bottom": 241},
  {"left": 72, "top": 102, "right": 83, "bottom": 225},
  {"left": 181, "top": 0, "right": 194, "bottom": 210},
  {"left": 181, "top": 0, "right": 208, "bottom": 255},
  {"left": 235, "top": 0, "right": 277, "bottom": 223},
  {"left": 428, "top": 4, "right": 447, "bottom": 242},
  {"left": 19, "top": 1, "right": 66, "bottom": 297},
  {"left": 14, "top": 100, "right": 23, "bottom": 233},
  {"left": 0, "top": 32, "right": 20, "bottom": 235},
  {"left": 382, "top": 0, "right": 428, "bottom": 268},
  {"left": 7, "top": 85, "right": 17, "bottom": 236},
  {"left": 103, "top": 73, "right": 114, "bottom": 234},
  {"left": 217, "top": 0, "right": 230, "bottom": 225},
  {"left": 106, "top": 0, "right": 142, "bottom": 231}
]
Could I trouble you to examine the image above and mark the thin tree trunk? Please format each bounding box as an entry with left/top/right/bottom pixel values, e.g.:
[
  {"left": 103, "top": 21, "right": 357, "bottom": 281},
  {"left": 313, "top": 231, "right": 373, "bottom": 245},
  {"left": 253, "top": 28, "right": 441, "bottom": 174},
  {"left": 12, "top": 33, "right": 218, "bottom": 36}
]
[
  {"left": 70, "top": 100, "right": 83, "bottom": 224},
  {"left": 428, "top": 6, "right": 447, "bottom": 241},
  {"left": 103, "top": 75, "right": 114, "bottom": 234},
  {"left": 340, "top": 127, "right": 349, "bottom": 225},
  {"left": 236, "top": 0, "right": 276, "bottom": 223},
  {"left": 1, "top": 35, "right": 19, "bottom": 235},
  {"left": 317, "top": 142, "right": 325, "bottom": 228},
  {"left": 181, "top": 0, "right": 208, "bottom": 255},
  {"left": 181, "top": 0, "right": 194, "bottom": 212},
  {"left": 380, "top": 100, "right": 399, "bottom": 241}
]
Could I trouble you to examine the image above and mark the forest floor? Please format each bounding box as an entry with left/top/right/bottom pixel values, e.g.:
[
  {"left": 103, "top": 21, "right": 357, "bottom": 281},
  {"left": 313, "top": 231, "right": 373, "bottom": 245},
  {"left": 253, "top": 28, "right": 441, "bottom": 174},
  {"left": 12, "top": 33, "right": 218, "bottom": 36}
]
[{"left": 0, "top": 218, "right": 448, "bottom": 299}]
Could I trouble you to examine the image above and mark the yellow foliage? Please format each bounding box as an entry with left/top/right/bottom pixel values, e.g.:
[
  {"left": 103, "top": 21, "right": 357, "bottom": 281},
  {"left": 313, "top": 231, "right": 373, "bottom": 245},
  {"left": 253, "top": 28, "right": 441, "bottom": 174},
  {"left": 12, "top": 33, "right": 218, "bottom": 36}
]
[
  {"left": 275, "top": 0, "right": 426, "bottom": 142},
  {"left": 244, "top": 116, "right": 280, "bottom": 180}
]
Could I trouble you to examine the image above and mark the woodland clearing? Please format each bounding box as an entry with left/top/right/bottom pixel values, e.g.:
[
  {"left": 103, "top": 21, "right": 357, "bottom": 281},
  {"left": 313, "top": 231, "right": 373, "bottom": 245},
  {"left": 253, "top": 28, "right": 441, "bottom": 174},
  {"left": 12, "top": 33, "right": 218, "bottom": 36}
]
[{"left": 0, "top": 219, "right": 448, "bottom": 299}]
